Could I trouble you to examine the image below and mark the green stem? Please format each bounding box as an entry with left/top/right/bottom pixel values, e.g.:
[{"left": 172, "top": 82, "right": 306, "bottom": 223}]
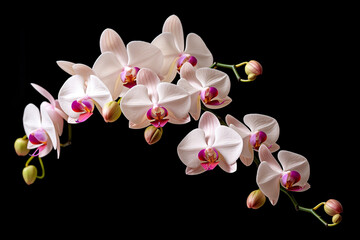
[
  {"left": 60, "top": 123, "right": 72, "bottom": 147},
  {"left": 210, "top": 61, "right": 254, "bottom": 82},
  {"left": 25, "top": 156, "right": 45, "bottom": 179}
]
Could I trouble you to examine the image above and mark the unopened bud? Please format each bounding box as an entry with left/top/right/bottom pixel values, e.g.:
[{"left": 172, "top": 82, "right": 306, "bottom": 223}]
[
  {"left": 245, "top": 60, "right": 263, "bottom": 81},
  {"left": 247, "top": 189, "right": 266, "bottom": 209},
  {"left": 102, "top": 101, "right": 121, "bottom": 123},
  {"left": 22, "top": 165, "right": 37, "bottom": 185},
  {"left": 332, "top": 214, "right": 342, "bottom": 224},
  {"left": 144, "top": 126, "right": 163, "bottom": 145},
  {"left": 14, "top": 137, "right": 30, "bottom": 156},
  {"left": 324, "top": 199, "right": 343, "bottom": 216}
]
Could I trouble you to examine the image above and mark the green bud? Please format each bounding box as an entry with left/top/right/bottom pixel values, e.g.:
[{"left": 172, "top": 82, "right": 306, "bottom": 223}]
[
  {"left": 14, "top": 137, "right": 30, "bottom": 156},
  {"left": 22, "top": 165, "right": 37, "bottom": 185}
]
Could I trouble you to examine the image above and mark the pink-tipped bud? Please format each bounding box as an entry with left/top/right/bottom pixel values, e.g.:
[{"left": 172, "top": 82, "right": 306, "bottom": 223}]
[
  {"left": 245, "top": 60, "right": 263, "bottom": 81},
  {"left": 324, "top": 199, "right": 343, "bottom": 216},
  {"left": 22, "top": 165, "right": 37, "bottom": 185},
  {"left": 247, "top": 189, "right": 266, "bottom": 209},
  {"left": 144, "top": 126, "right": 163, "bottom": 145},
  {"left": 102, "top": 101, "right": 121, "bottom": 123},
  {"left": 14, "top": 137, "right": 30, "bottom": 156}
]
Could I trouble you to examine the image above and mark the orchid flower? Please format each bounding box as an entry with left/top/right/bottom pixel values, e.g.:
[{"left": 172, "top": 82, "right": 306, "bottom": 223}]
[
  {"left": 120, "top": 68, "right": 191, "bottom": 129},
  {"left": 31, "top": 83, "right": 67, "bottom": 158},
  {"left": 152, "top": 15, "right": 213, "bottom": 83},
  {"left": 226, "top": 114, "right": 280, "bottom": 166},
  {"left": 23, "top": 103, "right": 58, "bottom": 158},
  {"left": 92, "top": 28, "right": 164, "bottom": 99},
  {"left": 177, "top": 62, "right": 232, "bottom": 120},
  {"left": 58, "top": 67, "right": 113, "bottom": 123},
  {"left": 256, "top": 144, "right": 310, "bottom": 205},
  {"left": 177, "top": 111, "right": 243, "bottom": 175}
]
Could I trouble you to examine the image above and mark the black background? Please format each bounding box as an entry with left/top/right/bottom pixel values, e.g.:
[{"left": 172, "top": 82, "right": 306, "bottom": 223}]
[{"left": 5, "top": 2, "right": 355, "bottom": 238}]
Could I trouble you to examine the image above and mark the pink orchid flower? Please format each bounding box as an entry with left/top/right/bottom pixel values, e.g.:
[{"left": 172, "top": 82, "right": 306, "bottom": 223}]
[
  {"left": 256, "top": 144, "right": 310, "bottom": 205},
  {"left": 58, "top": 65, "right": 113, "bottom": 123},
  {"left": 177, "top": 62, "right": 232, "bottom": 120},
  {"left": 226, "top": 114, "right": 280, "bottom": 166},
  {"left": 177, "top": 111, "right": 243, "bottom": 175},
  {"left": 31, "top": 83, "right": 67, "bottom": 158},
  {"left": 152, "top": 15, "right": 213, "bottom": 83},
  {"left": 120, "top": 68, "right": 191, "bottom": 129},
  {"left": 91, "top": 28, "right": 164, "bottom": 99},
  {"left": 23, "top": 103, "right": 58, "bottom": 158}
]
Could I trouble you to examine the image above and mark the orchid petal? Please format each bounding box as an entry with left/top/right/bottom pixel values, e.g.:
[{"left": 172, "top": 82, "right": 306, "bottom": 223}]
[
  {"left": 157, "top": 82, "right": 190, "bottom": 120},
  {"left": 177, "top": 78, "right": 201, "bottom": 120},
  {"left": 239, "top": 135, "right": 254, "bottom": 166},
  {"left": 120, "top": 85, "right": 153, "bottom": 126},
  {"left": 184, "top": 33, "right": 213, "bottom": 68},
  {"left": 196, "top": 68, "right": 230, "bottom": 98},
  {"left": 56, "top": 61, "right": 76, "bottom": 75},
  {"left": 40, "top": 103, "right": 57, "bottom": 150},
  {"left": 213, "top": 126, "right": 243, "bottom": 166},
  {"left": 177, "top": 128, "right": 207, "bottom": 169},
  {"left": 23, "top": 103, "right": 41, "bottom": 137},
  {"left": 218, "top": 157, "right": 237, "bottom": 173},
  {"left": 151, "top": 32, "right": 180, "bottom": 81},
  {"left": 278, "top": 150, "right": 310, "bottom": 188},
  {"left": 31, "top": 83, "right": 56, "bottom": 106},
  {"left": 179, "top": 62, "right": 202, "bottom": 89},
  {"left": 256, "top": 161, "right": 281, "bottom": 206},
  {"left": 225, "top": 114, "right": 251, "bottom": 138},
  {"left": 72, "top": 64, "right": 94, "bottom": 79},
  {"left": 162, "top": 15, "right": 184, "bottom": 52},
  {"left": 42, "top": 101, "right": 64, "bottom": 137},
  {"left": 127, "top": 41, "right": 163, "bottom": 75},
  {"left": 199, "top": 111, "right": 220, "bottom": 146},
  {"left": 100, "top": 28, "right": 128, "bottom": 66},
  {"left": 258, "top": 144, "right": 282, "bottom": 173},
  {"left": 58, "top": 75, "right": 86, "bottom": 118},
  {"left": 86, "top": 75, "right": 113, "bottom": 109},
  {"left": 203, "top": 96, "right": 232, "bottom": 109},
  {"left": 244, "top": 114, "right": 280, "bottom": 144},
  {"left": 93, "top": 52, "right": 123, "bottom": 100},
  {"left": 39, "top": 141, "right": 53, "bottom": 158},
  {"left": 136, "top": 68, "right": 161, "bottom": 103},
  {"left": 185, "top": 165, "right": 206, "bottom": 175}
]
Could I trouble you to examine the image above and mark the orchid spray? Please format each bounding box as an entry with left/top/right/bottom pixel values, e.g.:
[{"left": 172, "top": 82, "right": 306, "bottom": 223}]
[{"left": 15, "top": 15, "right": 343, "bottom": 228}]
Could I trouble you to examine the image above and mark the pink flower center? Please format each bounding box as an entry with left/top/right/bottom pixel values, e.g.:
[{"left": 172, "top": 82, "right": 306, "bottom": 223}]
[
  {"left": 28, "top": 129, "right": 48, "bottom": 156},
  {"left": 198, "top": 147, "right": 220, "bottom": 171},
  {"left": 281, "top": 171, "right": 301, "bottom": 191},
  {"left": 121, "top": 66, "right": 140, "bottom": 88},
  {"left": 176, "top": 53, "right": 197, "bottom": 72},
  {"left": 249, "top": 131, "right": 267, "bottom": 150},
  {"left": 147, "top": 106, "right": 169, "bottom": 128},
  {"left": 71, "top": 98, "right": 95, "bottom": 123}
]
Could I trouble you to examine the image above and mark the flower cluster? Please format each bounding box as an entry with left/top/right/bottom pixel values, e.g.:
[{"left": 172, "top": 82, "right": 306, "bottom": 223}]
[{"left": 15, "top": 15, "right": 342, "bottom": 227}]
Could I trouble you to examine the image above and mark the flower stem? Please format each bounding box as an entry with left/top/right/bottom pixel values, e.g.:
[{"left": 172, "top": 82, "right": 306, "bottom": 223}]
[
  {"left": 210, "top": 61, "right": 253, "bottom": 82},
  {"left": 25, "top": 156, "right": 45, "bottom": 179},
  {"left": 60, "top": 123, "right": 72, "bottom": 147}
]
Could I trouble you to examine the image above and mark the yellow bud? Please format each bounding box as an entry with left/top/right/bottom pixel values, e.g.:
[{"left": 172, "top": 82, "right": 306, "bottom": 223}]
[
  {"left": 22, "top": 165, "right": 37, "bottom": 185},
  {"left": 332, "top": 214, "right": 342, "bottom": 224},
  {"left": 144, "top": 126, "right": 163, "bottom": 145},
  {"left": 102, "top": 101, "right": 121, "bottom": 123},
  {"left": 246, "top": 189, "right": 266, "bottom": 209},
  {"left": 14, "top": 137, "right": 30, "bottom": 156}
]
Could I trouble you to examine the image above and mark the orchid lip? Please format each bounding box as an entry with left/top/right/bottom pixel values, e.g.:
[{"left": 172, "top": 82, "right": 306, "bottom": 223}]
[
  {"left": 198, "top": 147, "right": 220, "bottom": 171},
  {"left": 147, "top": 106, "right": 169, "bottom": 128},
  {"left": 200, "top": 87, "right": 224, "bottom": 106},
  {"left": 176, "top": 54, "right": 197, "bottom": 72},
  {"left": 249, "top": 131, "right": 267, "bottom": 150},
  {"left": 29, "top": 129, "right": 48, "bottom": 145},
  {"left": 121, "top": 66, "right": 140, "bottom": 88},
  {"left": 281, "top": 170, "right": 301, "bottom": 190}
]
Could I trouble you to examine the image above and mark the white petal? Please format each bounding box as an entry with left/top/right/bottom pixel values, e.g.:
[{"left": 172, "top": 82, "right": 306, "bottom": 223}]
[
  {"left": 196, "top": 67, "right": 230, "bottom": 98},
  {"left": 213, "top": 126, "right": 243, "bottom": 166},
  {"left": 31, "top": 83, "right": 56, "bottom": 106},
  {"left": 184, "top": 33, "right": 213, "bottom": 68},
  {"left": 177, "top": 128, "right": 207, "bottom": 169},
  {"left": 127, "top": 41, "right": 164, "bottom": 75},
  {"left": 136, "top": 68, "right": 160, "bottom": 103},
  {"left": 225, "top": 114, "right": 251, "bottom": 138},
  {"left": 162, "top": 14, "right": 184, "bottom": 52},
  {"left": 177, "top": 79, "right": 201, "bottom": 120},
  {"left": 199, "top": 111, "right": 220, "bottom": 146},
  {"left": 40, "top": 103, "right": 57, "bottom": 150},
  {"left": 23, "top": 103, "right": 41, "bottom": 137},
  {"left": 258, "top": 144, "right": 282, "bottom": 173},
  {"left": 58, "top": 75, "right": 86, "bottom": 118},
  {"left": 120, "top": 85, "right": 153, "bottom": 126},
  {"left": 157, "top": 82, "right": 190, "bottom": 120},
  {"left": 256, "top": 161, "right": 281, "bottom": 205},
  {"left": 278, "top": 150, "right": 310, "bottom": 187},
  {"left": 244, "top": 114, "right": 280, "bottom": 144},
  {"left": 93, "top": 52, "right": 123, "bottom": 100},
  {"left": 100, "top": 28, "right": 128, "bottom": 66},
  {"left": 56, "top": 61, "right": 75, "bottom": 75},
  {"left": 86, "top": 75, "right": 113, "bottom": 108}
]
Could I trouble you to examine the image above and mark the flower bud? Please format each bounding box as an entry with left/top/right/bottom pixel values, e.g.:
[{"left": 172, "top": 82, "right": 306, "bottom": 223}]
[
  {"left": 144, "top": 126, "right": 163, "bottom": 145},
  {"left": 245, "top": 60, "right": 263, "bottom": 81},
  {"left": 102, "top": 101, "right": 121, "bottom": 123},
  {"left": 246, "top": 189, "right": 266, "bottom": 209},
  {"left": 22, "top": 165, "right": 37, "bottom": 185},
  {"left": 324, "top": 199, "right": 343, "bottom": 216},
  {"left": 332, "top": 214, "right": 342, "bottom": 224},
  {"left": 14, "top": 137, "right": 30, "bottom": 156}
]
